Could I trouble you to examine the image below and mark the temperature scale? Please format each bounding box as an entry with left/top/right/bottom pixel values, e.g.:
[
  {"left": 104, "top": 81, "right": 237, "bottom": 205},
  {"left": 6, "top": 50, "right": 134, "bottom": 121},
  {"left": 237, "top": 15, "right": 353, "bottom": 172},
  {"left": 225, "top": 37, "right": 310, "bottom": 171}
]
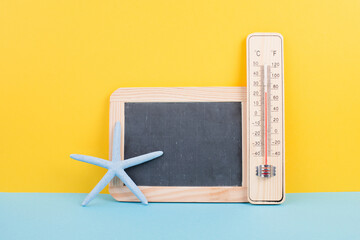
[{"left": 247, "top": 33, "right": 285, "bottom": 204}]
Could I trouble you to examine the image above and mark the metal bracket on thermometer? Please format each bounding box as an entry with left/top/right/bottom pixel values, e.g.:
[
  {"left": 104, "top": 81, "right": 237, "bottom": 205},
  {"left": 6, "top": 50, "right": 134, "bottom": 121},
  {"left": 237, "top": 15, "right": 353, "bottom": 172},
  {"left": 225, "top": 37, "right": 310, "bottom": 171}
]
[{"left": 256, "top": 165, "right": 276, "bottom": 178}]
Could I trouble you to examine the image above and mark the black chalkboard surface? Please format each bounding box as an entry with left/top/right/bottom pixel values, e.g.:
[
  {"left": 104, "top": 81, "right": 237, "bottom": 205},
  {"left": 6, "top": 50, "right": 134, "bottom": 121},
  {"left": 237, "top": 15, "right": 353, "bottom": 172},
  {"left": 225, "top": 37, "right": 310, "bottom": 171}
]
[{"left": 124, "top": 102, "right": 242, "bottom": 187}]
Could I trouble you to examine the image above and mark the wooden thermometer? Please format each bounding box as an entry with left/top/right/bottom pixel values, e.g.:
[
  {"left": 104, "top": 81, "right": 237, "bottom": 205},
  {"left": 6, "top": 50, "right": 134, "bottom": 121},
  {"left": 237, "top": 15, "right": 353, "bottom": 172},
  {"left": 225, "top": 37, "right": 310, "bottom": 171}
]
[{"left": 247, "top": 33, "right": 285, "bottom": 204}]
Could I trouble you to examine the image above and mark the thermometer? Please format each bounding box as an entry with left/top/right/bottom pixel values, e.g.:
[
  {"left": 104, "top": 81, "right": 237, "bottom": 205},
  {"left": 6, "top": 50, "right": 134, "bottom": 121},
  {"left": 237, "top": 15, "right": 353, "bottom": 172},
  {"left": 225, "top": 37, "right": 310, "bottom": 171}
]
[{"left": 247, "top": 33, "right": 285, "bottom": 204}]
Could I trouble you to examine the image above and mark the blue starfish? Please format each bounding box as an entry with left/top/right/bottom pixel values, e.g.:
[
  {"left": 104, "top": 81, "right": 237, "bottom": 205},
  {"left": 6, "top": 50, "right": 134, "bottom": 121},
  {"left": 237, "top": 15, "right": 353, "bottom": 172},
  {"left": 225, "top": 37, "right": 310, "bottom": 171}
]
[{"left": 70, "top": 121, "right": 163, "bottom": 206}]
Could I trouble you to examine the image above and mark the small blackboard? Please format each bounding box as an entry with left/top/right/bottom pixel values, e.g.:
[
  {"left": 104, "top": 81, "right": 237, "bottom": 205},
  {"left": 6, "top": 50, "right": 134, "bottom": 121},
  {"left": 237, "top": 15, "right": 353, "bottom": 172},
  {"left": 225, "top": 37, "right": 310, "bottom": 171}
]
[
  {"left": 124, "top": 102, "right": 242, "bottom": 187},
  {"left": 109, "top": 87, "right": 247, "bottom": 202}
]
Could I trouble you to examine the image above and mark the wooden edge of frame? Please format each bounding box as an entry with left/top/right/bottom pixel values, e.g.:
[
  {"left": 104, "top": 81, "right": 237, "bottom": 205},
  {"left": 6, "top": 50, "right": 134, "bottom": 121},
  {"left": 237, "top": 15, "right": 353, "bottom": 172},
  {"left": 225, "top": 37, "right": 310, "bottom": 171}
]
[
  {"left": 108, "top": 87, "right": 248, "bottom": 202},
  {"left": 110, "top": 87, "right": 246, "bottom": 102},
  {"left": 111, "top": 186, "right": 248, "bottom": 202}
]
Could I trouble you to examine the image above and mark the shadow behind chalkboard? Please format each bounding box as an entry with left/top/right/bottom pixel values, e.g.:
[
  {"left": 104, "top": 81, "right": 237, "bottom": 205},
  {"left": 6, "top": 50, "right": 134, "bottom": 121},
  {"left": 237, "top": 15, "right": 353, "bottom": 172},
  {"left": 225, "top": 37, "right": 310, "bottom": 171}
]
[{"left": 124, "top": 102, "right": 242, "bottom": 187}]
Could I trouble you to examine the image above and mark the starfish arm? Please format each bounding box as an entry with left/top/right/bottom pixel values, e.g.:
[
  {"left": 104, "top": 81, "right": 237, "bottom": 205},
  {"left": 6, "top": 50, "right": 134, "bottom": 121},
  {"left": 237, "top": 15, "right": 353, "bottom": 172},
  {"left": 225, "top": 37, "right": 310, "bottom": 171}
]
[
  {"left": 112, "top": 121, "right": 121, "bottom": 162},
  {"left": 122, "top": 151, "right": 163, "bottom": 169},
  {"left": 70, "top": 154, "right": 111, "bottom": 169},
  {"left": 81, "top": 170, "right": 116, "bottom": 206},
  {"left": 116, "top": 169, "right": 148, "bottom": 205}
]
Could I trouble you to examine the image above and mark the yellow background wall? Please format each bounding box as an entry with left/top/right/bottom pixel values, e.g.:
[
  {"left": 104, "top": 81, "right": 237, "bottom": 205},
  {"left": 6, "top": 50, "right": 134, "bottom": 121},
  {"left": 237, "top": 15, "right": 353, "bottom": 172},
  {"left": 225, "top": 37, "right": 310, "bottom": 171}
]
[{"left": 1, "top": 1, "right": 359, "bottom": 194}]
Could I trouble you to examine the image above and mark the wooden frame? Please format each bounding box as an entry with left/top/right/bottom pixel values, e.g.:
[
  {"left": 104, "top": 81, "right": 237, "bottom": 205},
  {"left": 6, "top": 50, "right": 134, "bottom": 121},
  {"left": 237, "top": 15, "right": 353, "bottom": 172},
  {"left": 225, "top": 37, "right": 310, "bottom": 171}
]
[{"left": 109, "top": 87, "right": 248, "bottom": 202}]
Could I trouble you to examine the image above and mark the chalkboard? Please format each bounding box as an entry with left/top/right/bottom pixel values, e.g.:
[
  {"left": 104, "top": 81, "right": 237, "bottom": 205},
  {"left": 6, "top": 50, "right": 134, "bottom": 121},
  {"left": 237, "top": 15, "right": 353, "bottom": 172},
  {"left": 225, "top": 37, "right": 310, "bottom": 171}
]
[{"left": 124, "top": 102, "right": 242, "bottom": 187}]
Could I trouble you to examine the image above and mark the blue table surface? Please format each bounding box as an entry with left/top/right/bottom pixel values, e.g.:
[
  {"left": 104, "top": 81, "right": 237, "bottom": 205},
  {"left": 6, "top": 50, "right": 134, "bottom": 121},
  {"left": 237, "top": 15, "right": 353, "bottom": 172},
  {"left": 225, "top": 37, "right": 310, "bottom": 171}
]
[{"left": 0, "top": 192, "right": 359, "bottom": 240}]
